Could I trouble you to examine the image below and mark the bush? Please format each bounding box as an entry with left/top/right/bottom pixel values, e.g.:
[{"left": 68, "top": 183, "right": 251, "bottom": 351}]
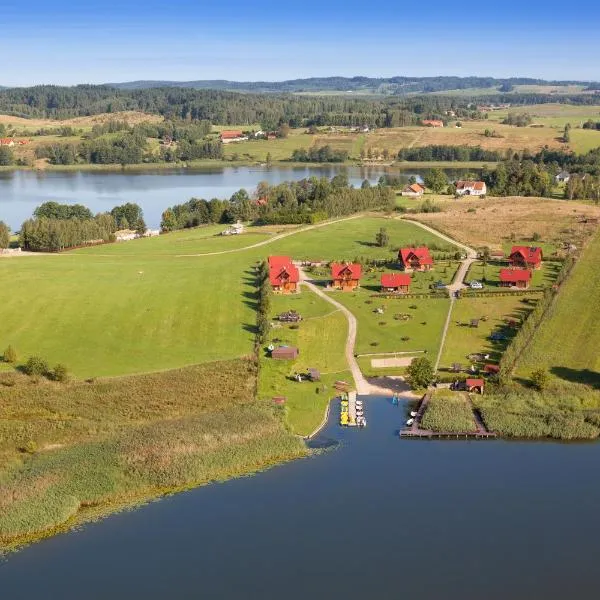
[
  {"left": 23, "top": 356, "right": 50, "bottom": 377},
  {"left": 406, "top": 356, "right": 434, "bottom": 388},
  {"left": 3, "top": 345, "right": 17, "bottom": 363},
  {"left": 52, "top": 364, "right": 69, "bottom": 383}
]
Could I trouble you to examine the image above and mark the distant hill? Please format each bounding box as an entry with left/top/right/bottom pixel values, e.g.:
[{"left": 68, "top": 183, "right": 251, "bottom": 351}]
[{"left": 107, "top": 76, "right": 597, "bottom": 95}]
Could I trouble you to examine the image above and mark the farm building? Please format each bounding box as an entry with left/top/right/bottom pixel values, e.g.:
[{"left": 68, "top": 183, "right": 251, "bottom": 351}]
[
  {"left": 499, "top": 268, "right": 532, "bottom": 289},
  {"left": 220, "top": 130, "right": 248, "bottom": 143},
  {"left": 508, "top": 246, "right": 543, "bottom": 270},
  {"left": 465, "top": 378, "right": 484, "bottom": 394},
  {"left": 381, "top": 273, "right": 411, "bottom": 293},
  {"left": 0, "top": 138, "right": 15, "bottom": 147},
  {"left": 401, "top": 183, "right": 425, "bottom": 197},
  {"left": 269, "top": 256, "right": 299, "bottom": 293},
  {"left": 555, "top": 171, "right": 571, "bottom": 183},
  {"left": 398, "top": 247, "right": 434, "bottom": 272},
  {"left": 421, "top": 119, "right": 444, "bottom": 127},
  {"left": 271, "top": 346, "right": 299, "bottom": 360},
  {"left": 331, "top": 262, "right": 361, "bottom": 291},
  {"left": 483, "top": 364, "right": 500, "bottom": 376},
  {"left": 455, "top": 181, "right": 487, "bottom": 196}
]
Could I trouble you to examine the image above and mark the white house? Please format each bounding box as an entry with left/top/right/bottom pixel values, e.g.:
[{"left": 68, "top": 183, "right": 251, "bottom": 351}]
[
  {"left": 455, "top": 181, "right": 487, "bottom": 196},
  {"left": 555, "top": 171, "right": 570, "bottom": 184},
  {"left": 221, "top": 222, "right": 244, "bottom": 236}
]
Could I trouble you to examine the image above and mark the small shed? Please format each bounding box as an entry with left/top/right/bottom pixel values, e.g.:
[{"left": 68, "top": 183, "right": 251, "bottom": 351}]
[
  {"left": 470, "top": 319, "right": 480, "bottom": 328},
  {"left": 466, "top": 378, "right": 484, "bottom": 394},
  {"left": 308, "top": 368, "right": 321, "bottom": 382},
  {"left": 483, "top": 364, "right": 500, "bottom": 376},
  {"left": 452, "top": 363, "right": 462, "bottom": 373},
  {"left": 272, "top": 396, "right": 287, "bottom": 405},
  {"left": 271, "top": 346, "right": 299, "bottom": 360}
]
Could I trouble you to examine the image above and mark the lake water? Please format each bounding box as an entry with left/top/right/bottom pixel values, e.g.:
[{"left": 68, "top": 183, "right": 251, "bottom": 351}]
[
  {"left": 0, "top": 166, "right": 463, "bottom": 230},
  {"left": 1, "top": 395, "right": 599, "bottom": 599}
]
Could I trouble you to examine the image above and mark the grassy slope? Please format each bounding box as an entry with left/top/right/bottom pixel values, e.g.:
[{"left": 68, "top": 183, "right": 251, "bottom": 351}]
[{"left": 516, "top": 230, "right": 600, "bottom": 385}]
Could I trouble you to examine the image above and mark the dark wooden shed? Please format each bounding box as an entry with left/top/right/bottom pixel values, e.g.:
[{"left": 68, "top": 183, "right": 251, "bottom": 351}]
[{"left": 308, "top": 368, "right": 321, "bottom": 382}]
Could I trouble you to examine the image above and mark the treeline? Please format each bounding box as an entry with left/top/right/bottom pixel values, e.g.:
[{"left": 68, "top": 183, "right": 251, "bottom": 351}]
[
  {"left": 501, "top": 113, "right": 533, "bottom": 127},
  {"left": 161, "top": 174, "right": 395, "bottom": 230},
  {"left": 19, "top": 201, "right": 146, "bottom": 251},
  {"left": 291, "top": 145, "right": 348, "bottom": 163},
  {"left": 397, "top": 145, "right": 502, "bottom": 162},
  {"left": 483, "top": 160, "right": 553, "bottom": 197},
  {"left": 582, "top": 120, "right": 600, "bottom": 130}
]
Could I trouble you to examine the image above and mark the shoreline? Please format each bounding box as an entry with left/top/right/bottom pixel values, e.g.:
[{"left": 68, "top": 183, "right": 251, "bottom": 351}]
[{"left": 0, "top": 159, "right": 498, "bottom": 174}]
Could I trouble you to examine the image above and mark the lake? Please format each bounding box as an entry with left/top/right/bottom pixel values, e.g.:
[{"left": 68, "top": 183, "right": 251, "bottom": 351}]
[
  {"left": 1, "top": 395, "right": 599, "bottom": 599},
  {"left": 0, "top": 166, "right": 464, "bottom": 230}
]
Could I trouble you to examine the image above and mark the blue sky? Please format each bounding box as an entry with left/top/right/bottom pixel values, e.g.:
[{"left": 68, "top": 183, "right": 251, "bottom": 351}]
[{"left": 2, "top": 0, "right": 599, "bottom": 86}]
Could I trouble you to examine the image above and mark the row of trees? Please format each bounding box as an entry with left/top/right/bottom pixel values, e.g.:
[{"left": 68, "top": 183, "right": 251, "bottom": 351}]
[
  {"left": 256, "top": 261, "right": 272, "bottom": 344},
  {"left": 397, "top": 145, "right": 502, "bottom": 162},
  {"left": 291, "top": 145, "right": 348, "bottom": 163},
  {"left": 161, "top": 174, "right": 395, "bottom": 231}
]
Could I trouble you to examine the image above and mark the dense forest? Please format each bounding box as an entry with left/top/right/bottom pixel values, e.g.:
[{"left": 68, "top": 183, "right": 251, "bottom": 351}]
[
  {"left": 1, "top": 85, "right": 597, "bottom": 128},
  {"left": 161, "top": 173, "right": 395, "bottom": 230}
]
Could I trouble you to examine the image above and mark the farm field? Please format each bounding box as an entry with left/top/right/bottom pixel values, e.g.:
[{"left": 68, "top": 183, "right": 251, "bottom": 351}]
[
  {"left": 221, "top": 129, "right": 313, "bottom": 161},
  {"left": 515, "top": 230, "right": 600, "bottom": 386},
  {"left": 411, "top": 196, "right": 600, "bottom": 250},
  {"left": 439, "top": 295, "right": 539, "bottom": 369},
  {"left": 258, "top": 289, "right": 351, "bottom": 436},
  {"left": 0, "top": 111, "right": 163, "bottom": 131}
]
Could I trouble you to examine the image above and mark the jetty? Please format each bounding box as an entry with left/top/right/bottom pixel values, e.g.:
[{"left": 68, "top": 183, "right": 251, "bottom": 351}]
[
  {"left": 399, "top": 393, "right": 497, "bottom": 439},
  {"left": 340, "top": 391, "right": 366, "bottom": 427}
]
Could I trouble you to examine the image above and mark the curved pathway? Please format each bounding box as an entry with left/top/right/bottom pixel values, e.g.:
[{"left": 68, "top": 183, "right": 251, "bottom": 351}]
[
  {"left": 402, "top": 218, "right": 478, "bottom": 370},
  {"left": 298, "top": 270, "right": 370, "bottom": 395}
]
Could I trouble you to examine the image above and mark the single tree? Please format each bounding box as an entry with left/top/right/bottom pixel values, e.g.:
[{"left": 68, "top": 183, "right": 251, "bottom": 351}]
[
  {"left": 23, "top": 356, "right": 49, "bottom": 377},
  {"left": 423, "top": 168, "right": 448, "bottom": 194},
  {"left": 3, "top": 345, "right": 17, "bottom": 363},
  {"left": 375, "top": 227, "right": 389, "bottom": 247},
  {"left": 406, "top": 357, "right": 435, "bottom": 389},
  {"left": 0, "top": 220, "right": 10, "bottom": 249},
  {"left": 531, "top": 368, "right": 549, "bottom": 391},
  {"left": 265, "top": 152, "right": 272, "bottom": 166},
  {"left": 52, "top": 364, "right": 69, "bottom": 382}
]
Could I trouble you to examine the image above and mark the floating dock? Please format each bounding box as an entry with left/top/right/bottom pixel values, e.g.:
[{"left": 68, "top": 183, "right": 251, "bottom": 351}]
[
  {"left": 399, "top": 393, "right": 496, "bottom": 439},
  {"left": 340, "top": 391, "right": 365, "bottom": 427}
]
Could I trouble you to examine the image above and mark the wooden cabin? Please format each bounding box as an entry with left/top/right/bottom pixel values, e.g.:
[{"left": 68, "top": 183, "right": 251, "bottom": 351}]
[
  {"left": 331, "top": 263, "right": 361, "bottom": 291},
  {"left": 499, "top": 268, "right": 531, "bottom": 289},
  {"left": 465, "top": 378, "right": 484, "bottom": 394},
  {"left": 398, "top": 247, "right": 434, "bottom": 272},
  {"left": 508, "top": 246, "right": 543, "bottom": 270},
  {"left": 271, "top": 346, "right": 299, "bottom": 360},
  {"left": 381, "top": 273, "right": 411, "bottom": 294},
  {"left": 269, "top": 256, "right": 299, "bottom": 293}
]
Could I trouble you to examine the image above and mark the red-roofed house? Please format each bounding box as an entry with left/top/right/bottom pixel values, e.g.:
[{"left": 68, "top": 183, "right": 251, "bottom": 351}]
[
  {"left": 381, "top": 273, "right": 411, "bottom": 294},
  {"left": 422, "top": 120, "right": 444, "bottom": 127},
  {"left": 268, "top": 256, "right": 292, "bottom": 268},
  {"left": 465, "top": 378, "right": 484, "bottom": 394},
  {"left": 0, "top": 138, "right": 15, "bottom": 147},
  {"left": 398, "top": 247, "right": 434, "bottom": 272},
  {"left": 508, "top": 246, "right": 543, "bottom": 270},
  {"left": 401, "top": 183, "right": 425, "bottom": 197},
  {"left": 220, "top": 130, "right": 248, "bottom": 143},
  {"left": 269, "top": 261, "right": 299, "bottom": 293},
  {"left": 455, "top": 181, "right": 487, "bottom": 196},
  {"left": 499, "top": 269, "right": 532, "bottom": 289},
  {"left": 483, "top": 364, "right": 500, "bottom": 376},
  {"left": 331, "top": 263, "right": 361, "bottom": 291}
]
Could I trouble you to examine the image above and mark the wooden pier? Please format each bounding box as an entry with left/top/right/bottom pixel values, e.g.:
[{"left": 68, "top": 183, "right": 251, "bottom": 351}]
[{"left": 399, "top": 393, "right": 497, "bottom": 440}]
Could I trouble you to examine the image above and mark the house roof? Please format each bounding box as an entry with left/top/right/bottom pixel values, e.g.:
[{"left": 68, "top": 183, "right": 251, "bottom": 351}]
[
  {"left": 422, "top": 119, "right": 444, "bottom": 126},
  {"left": 399, "top": 246, "right": 434, "bottom": 265},
  {"left": 483, "top": 364, "right": 500, "bottom": 374},
  {"left": 381, "top": 273, "right": 411, "bottom": 288},
  {"left": 500, "top": 268, "right": 532, "bottom": 283},
  {"left": 456, "top": 180, "right": 486, "bottom": 191},
  {"left": 509, "top": 246, "right": 543, "bottom": 264},
  {"left": 331, "top": 262, "right": 362, "bottom": 280},
  {"left": 404, "top": 183, "right": 424, "bottom": 193},
  {"left": 269, "top": 264, "right": 299, "bottom": 286},
  {"left": 268, "top": 256, "right": 292, "bottom": 268},
  {"left": 220, "top": 130, "right": 244, "bottom": 139},
  {"left": 466, "top": 378, "right": 484, "bottom": 387}
]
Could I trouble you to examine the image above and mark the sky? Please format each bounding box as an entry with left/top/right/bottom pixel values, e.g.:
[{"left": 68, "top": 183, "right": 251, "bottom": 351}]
[{"left": 1, "top": 0, "right": 600, "bottom": 86}]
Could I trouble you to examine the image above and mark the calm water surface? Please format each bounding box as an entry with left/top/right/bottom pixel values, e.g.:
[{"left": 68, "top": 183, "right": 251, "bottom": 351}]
[
  {"left": 1, "top": 396, "right": 599, "bottom": 599},
  {"left": 0, "top": 166, "right": 430, "bottom": 230}
]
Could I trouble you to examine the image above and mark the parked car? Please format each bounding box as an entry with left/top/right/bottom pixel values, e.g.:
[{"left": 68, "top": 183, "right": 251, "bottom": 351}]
[
  {"left": 470, "top": 280, "right": 484, "bottom": 290},
  {"left": 432, "top": 280, "right": 446, "bottom": 289}
]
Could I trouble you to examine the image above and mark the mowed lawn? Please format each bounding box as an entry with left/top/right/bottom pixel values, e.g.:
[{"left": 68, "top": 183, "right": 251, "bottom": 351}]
[
  {"left": 516, "top": 231, "right": 600, "bottom": 385},
  {"left": 0, "top": 251, "right": 259, "bottom": 378},
  {"left": 440, "top": 296, "right": 539, "bottom": 368},
  {"left": 465, "top": 260, "right": 561, "bottom": 290},
  {"left": 258, "top": 289, "right": 351, "bottom": 435}
]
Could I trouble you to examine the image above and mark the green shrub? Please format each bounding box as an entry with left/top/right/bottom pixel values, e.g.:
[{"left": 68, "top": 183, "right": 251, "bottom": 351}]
[
  {"left": 3, "top": 345, "right": 17, "bottom": 364},
  {"left": 23, "top": 356, "right": 50, "bottom": 377},
  {"left": 52, "top": 364, "right": 70, "bottom": 383}
]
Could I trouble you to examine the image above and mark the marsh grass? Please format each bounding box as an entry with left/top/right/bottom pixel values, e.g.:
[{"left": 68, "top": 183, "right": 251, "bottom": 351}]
[{"left": 421, "top": 390, "right": 477, "bottom": 433}]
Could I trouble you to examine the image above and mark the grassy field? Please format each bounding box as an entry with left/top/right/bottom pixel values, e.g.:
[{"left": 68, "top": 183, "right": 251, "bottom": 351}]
[
  {"left": 412, "top": 196, "right": 600, "bottom": 250},
  {"left": 0, "top": 359, "right": 307, "bottom": 551},
  {"left": 440, "top": 295, "right": 539, "bottom": 368},
  {"left": 222, "top": 130, "right": 313, "bottom": 161},
  {"left": 331, "top": 289, "right": 449, "bottom": 357},
  {"left": 258, "top": 289, "right": 351, "bottom": 436},
  {"left": 515, "top": 230, "right": 600, "bottom": 386},
  {"left": 465, "top": 260, "right": 561, "bottom": 290}
]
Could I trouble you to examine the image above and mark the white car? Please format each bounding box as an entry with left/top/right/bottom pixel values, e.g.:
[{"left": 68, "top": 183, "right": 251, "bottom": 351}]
[{"left": 470, "top": 280, "right": 483, "bottom": 290}]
